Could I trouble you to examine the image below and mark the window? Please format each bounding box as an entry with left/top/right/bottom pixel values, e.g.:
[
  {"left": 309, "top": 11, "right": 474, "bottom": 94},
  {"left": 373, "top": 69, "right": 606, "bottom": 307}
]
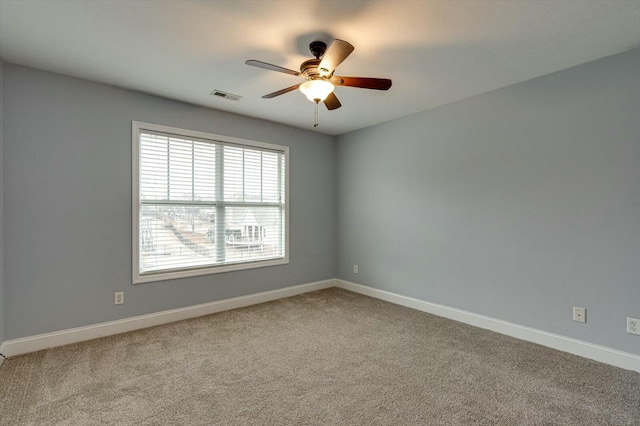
[{"left": 132, "top": 121, "right": 288, "bottom": 283}]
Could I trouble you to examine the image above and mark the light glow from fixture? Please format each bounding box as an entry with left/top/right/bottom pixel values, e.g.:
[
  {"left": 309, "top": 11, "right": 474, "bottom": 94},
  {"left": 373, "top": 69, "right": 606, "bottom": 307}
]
[{"left": 299, "top": 79, "right": 335, "bottom": 102}]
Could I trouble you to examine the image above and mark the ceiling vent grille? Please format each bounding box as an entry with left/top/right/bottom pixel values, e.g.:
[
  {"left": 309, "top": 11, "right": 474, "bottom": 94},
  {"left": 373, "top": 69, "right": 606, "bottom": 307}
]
[{"left": 210, "top": 90, "right": 242, "bottom": 101}]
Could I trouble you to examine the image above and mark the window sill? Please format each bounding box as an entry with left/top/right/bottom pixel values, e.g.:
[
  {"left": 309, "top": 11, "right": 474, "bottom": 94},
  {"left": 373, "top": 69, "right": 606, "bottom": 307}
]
[{"left": 133, "top": 257, "right": 289, "bottom": 284}]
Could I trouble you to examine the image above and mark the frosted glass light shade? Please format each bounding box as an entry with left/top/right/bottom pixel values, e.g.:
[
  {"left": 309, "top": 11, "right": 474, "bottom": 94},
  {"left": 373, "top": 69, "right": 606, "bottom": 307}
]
[{"left": 299, "top": 80, "right": 335, "bottom": 102}]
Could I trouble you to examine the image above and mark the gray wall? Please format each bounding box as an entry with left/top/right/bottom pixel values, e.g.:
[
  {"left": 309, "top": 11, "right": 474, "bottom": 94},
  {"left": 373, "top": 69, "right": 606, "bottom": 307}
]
[
  {"left": 3, "top": 64, "right": 336, "bottom": 340},
  {"left": 3, "top": 48, "right": 639, "bottom": 357},
  {"left": 0, "top": 60, "right": 4, "bottom": 345},
  {"left": 337, "top": 48, "right": 640, "bottom": 355}
]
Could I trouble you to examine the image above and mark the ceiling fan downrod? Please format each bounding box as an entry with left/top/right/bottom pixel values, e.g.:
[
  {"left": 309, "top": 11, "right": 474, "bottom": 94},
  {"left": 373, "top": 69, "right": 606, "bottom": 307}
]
[{"left": 309, "top": 41, "right": 327, "bottom": 59}]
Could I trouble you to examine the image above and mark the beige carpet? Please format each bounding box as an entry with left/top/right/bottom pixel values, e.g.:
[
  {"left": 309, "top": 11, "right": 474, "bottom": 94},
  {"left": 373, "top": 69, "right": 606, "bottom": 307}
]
[{"left": 0, "top": 288, "right": 638, "bottom": 425}]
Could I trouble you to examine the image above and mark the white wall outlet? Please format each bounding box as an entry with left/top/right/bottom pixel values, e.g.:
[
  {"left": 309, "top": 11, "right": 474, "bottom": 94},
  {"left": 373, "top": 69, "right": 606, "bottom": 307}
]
[
  {"left": 114, "top": 291, "right": 124, "bottom": 305},
  {"left": 353, "top": 265, "right": 358, "bottom": 274},
  {"left": 573, "top": 306, "right": 586, "bottom": 323},
  {"left": 627, "top": 317, "right": 640, "bottom": 335}
]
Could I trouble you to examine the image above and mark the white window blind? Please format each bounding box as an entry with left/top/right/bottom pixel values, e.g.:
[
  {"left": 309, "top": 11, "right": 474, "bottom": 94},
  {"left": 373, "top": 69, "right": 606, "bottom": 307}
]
[{"left": 133, "top": 122, "right": 288, "bottom": 283}]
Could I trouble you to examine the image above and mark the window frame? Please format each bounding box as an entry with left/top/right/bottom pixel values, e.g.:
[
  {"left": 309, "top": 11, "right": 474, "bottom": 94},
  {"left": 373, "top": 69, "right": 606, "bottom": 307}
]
[{"left": 132, "top": 121, "right": 289, "bottom": 284}]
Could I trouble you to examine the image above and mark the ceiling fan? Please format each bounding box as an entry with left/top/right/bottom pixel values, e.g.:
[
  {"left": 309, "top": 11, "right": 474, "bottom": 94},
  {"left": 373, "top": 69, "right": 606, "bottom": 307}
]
[{"left": 246, "top": 39, "right": 392, "bottom": 126}]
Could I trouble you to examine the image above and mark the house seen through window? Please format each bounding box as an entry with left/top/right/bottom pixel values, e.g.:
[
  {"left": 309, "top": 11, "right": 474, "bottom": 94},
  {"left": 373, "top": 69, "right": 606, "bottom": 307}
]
[{"left": 133, "top": 122, "right": 288, "bottom": 283}]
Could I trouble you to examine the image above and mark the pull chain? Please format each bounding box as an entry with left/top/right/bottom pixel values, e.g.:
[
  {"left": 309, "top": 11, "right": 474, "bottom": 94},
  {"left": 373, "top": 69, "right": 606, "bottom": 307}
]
[{"left": 313, "top": 101, "right": 319, "bottom": 127}]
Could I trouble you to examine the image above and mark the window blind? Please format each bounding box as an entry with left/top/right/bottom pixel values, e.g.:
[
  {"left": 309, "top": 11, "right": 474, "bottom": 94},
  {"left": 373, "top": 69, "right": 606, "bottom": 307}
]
[{"left": 136, "top": 127, "right": 286, "bottom": 280}]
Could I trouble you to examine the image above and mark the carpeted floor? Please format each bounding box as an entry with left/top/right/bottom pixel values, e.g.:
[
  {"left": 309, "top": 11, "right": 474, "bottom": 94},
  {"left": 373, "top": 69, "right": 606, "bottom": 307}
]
[{"left": 0, "top": 288, "right": 639, "bottom": 425}]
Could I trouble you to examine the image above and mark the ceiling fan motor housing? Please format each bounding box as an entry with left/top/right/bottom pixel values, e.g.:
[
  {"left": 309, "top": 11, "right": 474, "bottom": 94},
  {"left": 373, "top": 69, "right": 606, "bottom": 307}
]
[{"left": 300, "top": 59, "right": 323, "bottom": 80}]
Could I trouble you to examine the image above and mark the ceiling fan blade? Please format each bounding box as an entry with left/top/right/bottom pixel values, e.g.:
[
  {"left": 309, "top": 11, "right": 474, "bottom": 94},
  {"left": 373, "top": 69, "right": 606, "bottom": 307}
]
[
  {"left": 331, "top": 76, "right": 392, "bottom": 90},
  {"left": 324, "top": 92, "right": 342, "bottom": 110},
  {"left": 318, "top": 39, "right": 354, "bottom": 77},
  {"left": 262, "top": 84, "right": 301, "bottom": 99},
  {"left": 245, "top": 60, "right": 300, "bottom": 76}
]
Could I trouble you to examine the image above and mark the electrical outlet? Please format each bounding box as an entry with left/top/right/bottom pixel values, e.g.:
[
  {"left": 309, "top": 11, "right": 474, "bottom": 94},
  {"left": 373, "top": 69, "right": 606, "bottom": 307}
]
[
  {"left": 573, "top": 306, "right": 586, "bottom": 323},
  {"left": 353, "top": 265, "right": 358, "bottom": 274},
  {"left": 114, "top": 291, "right": 124, "bottom": 305},
  {"left": 627, "top": 317, "right": 640, "bottom": 335}
]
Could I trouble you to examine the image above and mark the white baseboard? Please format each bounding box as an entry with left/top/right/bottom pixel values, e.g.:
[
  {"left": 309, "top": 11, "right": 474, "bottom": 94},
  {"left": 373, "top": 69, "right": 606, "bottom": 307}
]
[
  {"left": 0, "top": 279, "right": 336, "bottom": 358},
  {"left": 2, "top": 278, "right": 638, "bottom": 374},
  {"left": 336, "top": 279, "right": 640, "bottom": 373}
]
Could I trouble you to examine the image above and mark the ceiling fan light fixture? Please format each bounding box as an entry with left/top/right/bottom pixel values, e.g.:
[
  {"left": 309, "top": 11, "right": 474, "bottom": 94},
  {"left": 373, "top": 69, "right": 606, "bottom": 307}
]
[{"left": 299, "top": 79, "right": 334, "bottom": 102}]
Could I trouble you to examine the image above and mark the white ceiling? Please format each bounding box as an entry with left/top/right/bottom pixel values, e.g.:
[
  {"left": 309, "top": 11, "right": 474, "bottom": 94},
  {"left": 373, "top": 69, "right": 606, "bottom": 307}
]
[{"left": 1, "top": 0, "right": 639, "bottom": 136}]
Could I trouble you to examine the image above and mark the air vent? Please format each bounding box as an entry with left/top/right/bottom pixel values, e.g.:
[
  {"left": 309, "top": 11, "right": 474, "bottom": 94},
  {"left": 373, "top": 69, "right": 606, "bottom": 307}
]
[{"left": 209, "top": 90, "right": 242, "bottom": 101}]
